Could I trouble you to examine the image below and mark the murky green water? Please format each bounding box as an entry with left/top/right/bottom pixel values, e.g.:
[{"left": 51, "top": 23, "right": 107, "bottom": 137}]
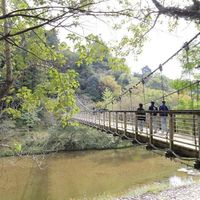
[{"left": 0, "top": 147, "right": 197, "bottom": 200}]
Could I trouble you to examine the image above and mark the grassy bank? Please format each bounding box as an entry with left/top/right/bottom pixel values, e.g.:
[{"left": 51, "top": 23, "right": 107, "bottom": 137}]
[{"left": 0, "top": 123, "right": 132, "bottom": 157}]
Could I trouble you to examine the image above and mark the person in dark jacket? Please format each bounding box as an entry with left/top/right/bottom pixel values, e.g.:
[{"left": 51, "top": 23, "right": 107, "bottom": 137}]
[
  {"left": 159, "top": 100, "right": 169, "bottom": 133},
  {"left": 136, "top": 103, "right": 146, "bottom": 131},
  {"left": 149, "top": 101, "right": 158, "bottom": 133}
]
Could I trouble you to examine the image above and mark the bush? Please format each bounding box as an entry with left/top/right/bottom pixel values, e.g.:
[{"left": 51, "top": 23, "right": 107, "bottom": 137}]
[{"left": 45, "top": 125, "right": 132, "bottom": 151}]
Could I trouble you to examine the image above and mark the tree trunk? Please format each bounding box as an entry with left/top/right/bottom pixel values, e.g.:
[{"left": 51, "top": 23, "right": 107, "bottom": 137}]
[{"left": 0, "top": 0, "right": 13, "bottom": 100}]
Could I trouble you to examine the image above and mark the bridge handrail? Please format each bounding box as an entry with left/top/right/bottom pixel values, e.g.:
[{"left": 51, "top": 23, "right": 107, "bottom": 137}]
[{"left": 89, "top": 110, "right": 200, "bottom": 114}]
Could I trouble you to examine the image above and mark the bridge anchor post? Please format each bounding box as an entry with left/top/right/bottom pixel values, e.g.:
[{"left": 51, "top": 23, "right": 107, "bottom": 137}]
[
  {"left": 194, "top": 159, "right": 200, "bottom": 169},
  {"left": 146, "top": 143, "right": 154, "bottom": 150},
  {"left": 132, "top": 139, "right": 137, "bottom": 144},
  {"left": 165, "top": 149, "right": 175, "bottom": 159}
]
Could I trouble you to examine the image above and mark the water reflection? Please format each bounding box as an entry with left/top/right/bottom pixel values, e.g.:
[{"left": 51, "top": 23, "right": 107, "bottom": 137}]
[
  {"left": 0, "top": 147, "right": 192, "bottom": 200},
  {"left": 169, "top": 176, "right": 193, "bottom": 187},
  {"left": 178, "top": 167, "right": 200, "bottom": 176}
]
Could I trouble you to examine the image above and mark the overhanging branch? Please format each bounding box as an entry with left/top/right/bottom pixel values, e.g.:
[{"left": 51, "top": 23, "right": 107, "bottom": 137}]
[{"left": 152, "top": 0, "right": 200, "bottom": 20}]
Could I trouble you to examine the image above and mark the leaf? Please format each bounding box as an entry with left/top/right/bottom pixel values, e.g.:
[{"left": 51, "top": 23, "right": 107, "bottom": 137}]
[{"left": 14, "top": 143, "right": 22, "bottom": 153}]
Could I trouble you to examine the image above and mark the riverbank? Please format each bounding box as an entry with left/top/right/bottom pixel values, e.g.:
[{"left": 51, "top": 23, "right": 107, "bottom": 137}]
[
  {"left": 119, "top": 179, "right": 200, "bottom": 200},
  {"left": 0, "top": 124, "right": 132, "bottom": 157},
  {"left": 119, "top": 182, "right": 200, "bottom": 200}
]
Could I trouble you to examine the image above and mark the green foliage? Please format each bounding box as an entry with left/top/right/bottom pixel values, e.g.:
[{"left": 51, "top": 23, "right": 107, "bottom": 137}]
[
  {"left": 46, "top": 30, "right": 60, "bottom": 49},
  {"left": 36, "top": 68, "right": 80, "bottom": 126},
  {"left": 8, "top": 68, "right": 80, "bottom": 127},
  {"left": 73, "top": 57, "right": 128, "bottom": 101},
  {"left": 17, "top": 87, "right": 40, "bottom": 112},
  {"left": 46, "top": 125, "right": 132, "bottom": 151},
  {"left": 96, "top": 88, "right": 114, "bottom": 108},
  {"left": 179, "top": 42, "right": 200, "bottom": 80},
  {"left": 2, "top": 108, "right": 21, "bottom": 119},
  {"left": 102, "top": 88, "right": 114, "bottom": 102},
  {"left": 70, "top": 34, "right": 109, "bottom": 67},
  {"left": 101, "top": 75, "right": 121, "bottom": 96},
  {"left": 115, "top": 72, "right": 132, "bottom": 87},
  {"left": 19, "top": 111, "right": 41, "bottom": 128},
  {"left": 143, "top": 73, "right": 172, "bottom": 92},
  {"left": 0, "top": 119, "right": 16, "bottom": 134},
  {"left": 2, "top": 0, "right": 199, "bottom": 127},
  {"left": 84, "top": 75, "right": 102, "bottom": 101},
  {"left": 171, "top": 79, "right": 190, "bottom": 91},
  {"left": 0, "top": 124, "right": 132, "bottom": 157},
  {"left": 13, "top": 143, "right": 22, "bottom": 153},
  {"left": 168, "top": 17, "right": 179, "bottom": 32},
  {"left": 15, "top": 66, "right": 47, "bottom": 91},
  {"left": 108, "top": 57, "right": 130, "bottom": 73},
  {"left": 68, "top": 33, "right": 130, "bottom": 72}
]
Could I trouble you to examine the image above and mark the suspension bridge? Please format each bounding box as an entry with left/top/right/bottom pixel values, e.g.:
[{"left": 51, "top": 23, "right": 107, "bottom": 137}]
[{"left": 73, "top": 31, "right": 200, "bottom": 169}]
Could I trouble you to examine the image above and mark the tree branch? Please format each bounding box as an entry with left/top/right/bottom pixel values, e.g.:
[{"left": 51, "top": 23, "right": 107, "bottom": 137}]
[
  {"left": 142, "top": 13, "right": 160, "bottom": 38},
  {"left": 152, "top": 0, "right": 200, "bottom": 20},
  {"left": 6, "top": 38, "right": 48, "bottom": 63}
]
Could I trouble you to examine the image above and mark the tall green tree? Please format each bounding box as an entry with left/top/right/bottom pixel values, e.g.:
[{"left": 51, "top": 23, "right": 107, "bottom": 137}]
[{"left": 1, "top": 0, "right": 200, "bottom": 116}]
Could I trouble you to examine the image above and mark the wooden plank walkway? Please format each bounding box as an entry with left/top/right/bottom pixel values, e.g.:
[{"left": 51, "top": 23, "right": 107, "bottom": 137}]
[{"left": 73, "top": 110, "right": 200, "bottom": 169}]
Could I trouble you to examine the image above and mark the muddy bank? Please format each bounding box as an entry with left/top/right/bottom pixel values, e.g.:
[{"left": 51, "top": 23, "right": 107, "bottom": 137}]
[{"left": 119, "top": 182, "right": 200, "bottom": 200}]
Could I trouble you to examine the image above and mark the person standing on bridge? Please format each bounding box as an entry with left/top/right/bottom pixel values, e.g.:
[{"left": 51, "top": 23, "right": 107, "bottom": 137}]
[
  {"left": 148, "top": 101, "right": 158, "bottom": 133},
  {"left": 136, "top": 103, "right": 146, "bottom": 131},
  {"left": 159, "top": 100, "right": 169, "bottom": 133}
]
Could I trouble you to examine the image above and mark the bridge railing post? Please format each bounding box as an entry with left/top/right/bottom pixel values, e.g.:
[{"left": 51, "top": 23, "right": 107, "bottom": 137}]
[
  {"left": 94, "top": 111, "right": 96, "bottom": 125},
  {"left": 124, "top": 112, "right": 127, "bottom": 135},
  {"left": 116, "top": 112, "right": 118, "bottom": 133},
  {"left": 149, "top": 113, "right": 153, "bottom": 144},
  {"left": 82, "top": 112, "right": 84, "bottom": 122},
  {"left": 83, "top": 112, "right": 85, "bottom": 122},
  {"left": 91, "top": 112, "right": 93, "bottom": 124},
  {"left": 87, "top": 112, "right": 89, "bottom": 123},
  {"left": 86, "top": 112, "right": 88, "bottom": 124},
  {"left": 197, "top": 114, "right": 200, "bottom": 159},
  {"left": 90, "top": 112, "right": 92, "bottom": 124},
  {"left": 103, "top": 111, "right": 105, "bottom": 129},
  {"left": 105, "top": 112, "right": 108, "bottom": 129},
  {"left": 109, "top": 112, "right": 111, "bottom": 130},
  {"left": 98, "top": 112, "right": 101, "bottom": 128},
  {"left": 169, "top": 113, "right": 175, "bottom": 150},
  {"left": 135, "top": 112, "right": 138, "bottom": 139}
]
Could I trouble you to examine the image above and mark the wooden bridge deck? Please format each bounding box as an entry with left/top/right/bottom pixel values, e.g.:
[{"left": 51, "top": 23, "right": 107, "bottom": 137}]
[{"left": 73, "top": 110, "right": 200, "bottom": 168}]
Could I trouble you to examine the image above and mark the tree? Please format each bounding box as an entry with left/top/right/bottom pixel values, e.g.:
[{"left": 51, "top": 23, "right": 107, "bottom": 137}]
[
  {"left": 84, "top": 75, "right": 102, "bottom": 101},
  {"left": 96, "top": 87, "right": 114, "bottom": 109},
  {"left": 100, "top": 75, "right": 121, "bottom": 96},
  {"left": 1, "top": 0, "right": 200, "bottom": 110},
  {"left": 0, "top": 0, "right": 133, "bottom": 99}
]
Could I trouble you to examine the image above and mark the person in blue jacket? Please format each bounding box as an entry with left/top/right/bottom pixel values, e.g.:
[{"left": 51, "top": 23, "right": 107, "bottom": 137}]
[{"left": 159, "top": 100, "right": 169, "bottom": 133}]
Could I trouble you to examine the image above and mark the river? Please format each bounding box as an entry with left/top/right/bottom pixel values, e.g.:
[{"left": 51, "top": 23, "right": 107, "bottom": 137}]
[{"left": 0, "top": 146, "right": 196, "bottom": 200}]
